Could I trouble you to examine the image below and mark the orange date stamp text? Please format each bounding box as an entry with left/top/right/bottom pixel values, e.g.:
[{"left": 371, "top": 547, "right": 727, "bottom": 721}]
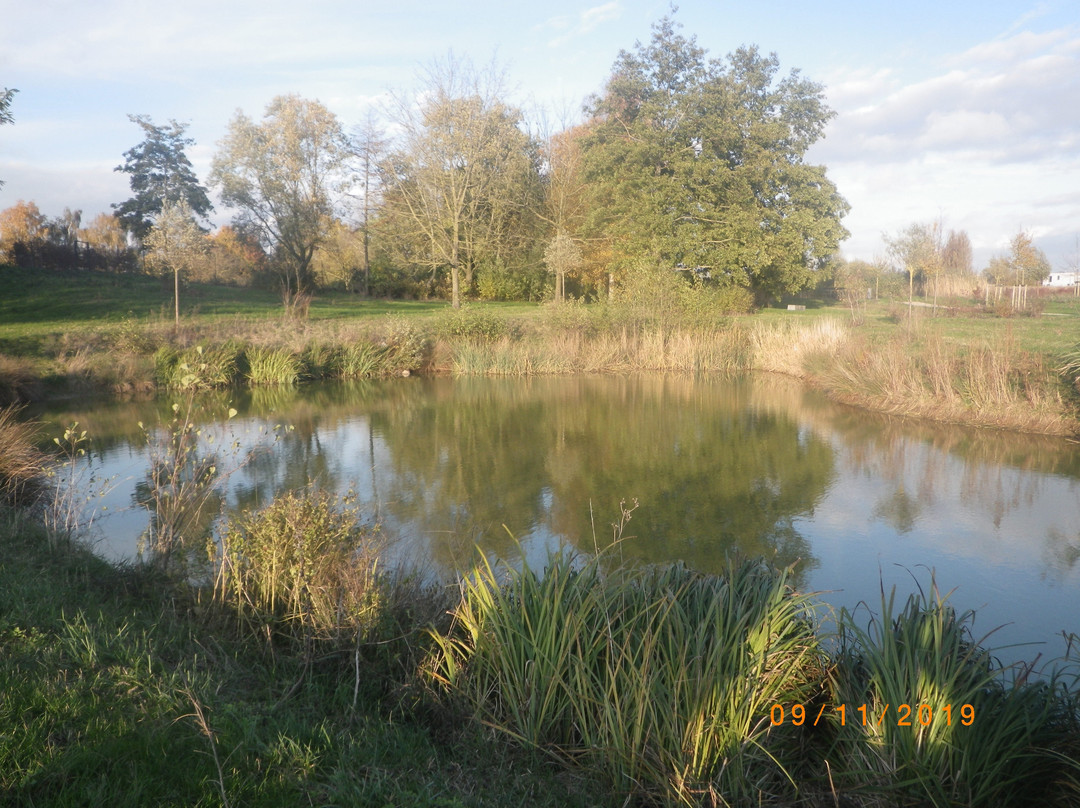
[{"left": 769, "top": 702, "right": 974, "bottom": 727}]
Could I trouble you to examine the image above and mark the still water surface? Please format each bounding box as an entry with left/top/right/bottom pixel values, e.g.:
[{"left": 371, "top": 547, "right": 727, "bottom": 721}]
[{"left": 34, "top": 374, "right": 1080, "bottom": 665}]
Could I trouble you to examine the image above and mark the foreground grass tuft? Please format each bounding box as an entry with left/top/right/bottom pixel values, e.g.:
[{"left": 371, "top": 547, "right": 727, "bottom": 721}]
[
  {"left": 429, "top": 550, "right": 825, "bottom": 805},
  {"left": 827, "top": 582, "right": 1080, "bottom": 807}
]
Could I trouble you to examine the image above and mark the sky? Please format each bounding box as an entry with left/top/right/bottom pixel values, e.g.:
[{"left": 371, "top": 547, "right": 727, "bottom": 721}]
[{"left": 2, "top": 0, "right": 1079, "bottom": 269}]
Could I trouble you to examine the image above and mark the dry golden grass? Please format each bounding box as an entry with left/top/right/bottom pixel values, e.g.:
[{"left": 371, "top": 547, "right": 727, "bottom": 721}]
[
  {"left": 0, "top": 406, "right": 47, "bottom": 507},
  {"left": 748, "top": 318, "right": 848, "bottom": 377},
  {"left": 813, "top": 331, "right": 1077, "bottom": 435}
]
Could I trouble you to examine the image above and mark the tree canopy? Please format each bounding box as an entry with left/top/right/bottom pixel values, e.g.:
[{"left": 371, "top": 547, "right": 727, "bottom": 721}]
[
  {"left": 113, "top": 115, "right": 213, "bottom": 240},
  {"left": 580, "top": 15, "right": 849, "bottom": 303},
  {"left": 1, "top": 88, "right": 17, "bottom": 188},
  {"left": 381, "top": 56, "right": 541, "bottom": 308},
  {"left": 210, "top": 94, "right": 350, "bottom": 308}
]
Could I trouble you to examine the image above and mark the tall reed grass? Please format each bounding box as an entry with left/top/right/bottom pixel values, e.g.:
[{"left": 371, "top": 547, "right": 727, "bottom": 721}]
[
  {"left": 827, "top": 582, "right": 1080, "bottom": 806},
  {"left": 244, "top": 346, "right": 301, "bottom": 386},
  {"left": 748, "top": 318, "right": 848, "bottom": 377},
  {"left": 0, "top": 406, "right": 46, "bottom": 507},
  {"left": 448, "top": 327, "right": 748, "bottom": 377},
  {"left": 429, "top": 551, "right": 824, "bottom": 805},
  {"left": 814, "top": 332, "right": 1077, "bottom": 434}
]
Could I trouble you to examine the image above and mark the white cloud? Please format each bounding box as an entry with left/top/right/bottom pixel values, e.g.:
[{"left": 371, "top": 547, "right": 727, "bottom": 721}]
[
  {"left": 547, "top": 2, "right": 622, "bottom": 48},
  {"left": 812, "top": 24, "right": 1080, "bottom": 264}
]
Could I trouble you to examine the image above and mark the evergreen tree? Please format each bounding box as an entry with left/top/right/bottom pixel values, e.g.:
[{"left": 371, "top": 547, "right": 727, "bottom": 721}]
[{"left": 114, "top": 115, "right": 213, "bottom": 240}]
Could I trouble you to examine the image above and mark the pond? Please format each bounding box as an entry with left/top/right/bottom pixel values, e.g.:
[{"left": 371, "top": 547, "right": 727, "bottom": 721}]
[{"left": 31, "top": 373, "right": 1080, "bottom": 666}]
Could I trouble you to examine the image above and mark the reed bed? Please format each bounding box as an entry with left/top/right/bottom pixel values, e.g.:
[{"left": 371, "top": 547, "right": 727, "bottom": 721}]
[
  {"left": 448, "top": 327, "right": 748, "bottom": 377},
  {"left": 748, "top": 318, "right": 848, "bottom": 378},
  {"left": 815, "top": 332, "right": 1077, "bottom": 435},
  {"left": 827, "top": 582, "right": 1080, "bottom": 807},
  {"left": 429, "top": 551, "right": 825, "bottom": 806}
]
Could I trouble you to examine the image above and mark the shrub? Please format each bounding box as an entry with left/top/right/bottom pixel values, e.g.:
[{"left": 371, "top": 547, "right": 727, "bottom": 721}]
[
  {"left": 215, "top": 491, "right": 386, "bottom": 646},
  {"left": 436, "top": 304, "right": 518, "bottom": 342},
  {"left": 377, "top": 316, "right": 429, "bottom": 374}
]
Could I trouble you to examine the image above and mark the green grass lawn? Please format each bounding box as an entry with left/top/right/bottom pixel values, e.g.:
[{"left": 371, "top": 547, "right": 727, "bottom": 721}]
[
  {"left": 0, "top": 265, "right": 539, "bottom": 349},
  {"left": 0, "top": 511, "right": 612, "bottom": 808},
  {"left": 758, "top": 294, "right": 1080, "bottom": 359}
]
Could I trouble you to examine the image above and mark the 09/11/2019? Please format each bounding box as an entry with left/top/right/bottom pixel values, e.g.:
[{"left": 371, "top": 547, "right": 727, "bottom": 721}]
[{"left": 770, "top": 703, "right": 975, "bottom": 727}]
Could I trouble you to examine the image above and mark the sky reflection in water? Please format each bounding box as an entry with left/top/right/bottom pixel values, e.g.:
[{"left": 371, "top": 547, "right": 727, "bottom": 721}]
[{"left": 34, "top": 374, "right": 1080, "bottom": 666}]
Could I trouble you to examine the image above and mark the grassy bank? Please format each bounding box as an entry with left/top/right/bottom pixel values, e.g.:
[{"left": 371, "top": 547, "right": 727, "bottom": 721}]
[
  {"left": 1, "top": 265, "right": 1079, "bottom": 436},
  {"left": 2, "top": 499, "right": 1078, "bottom": 806}
]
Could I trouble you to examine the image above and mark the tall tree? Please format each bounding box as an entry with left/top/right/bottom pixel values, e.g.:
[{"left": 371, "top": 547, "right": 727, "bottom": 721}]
[
  {"left": 382, "top": 55, "right": 539, "bottom": 308},
  {"left": 113, "top": 115, "right": 213, "bottom": 240},
  {"left": 539, "top": 124, "right": 591, "bottom": 301},
  {"left": 580, "top": 15, "right": 849, "bottom": 304},
  {"left": 0, "top": 88, "right": 16, "bottom": 188},
  {"left": 349, "top": 112, "right": 387, "bottom": 296},
  {"left": 211, "top": 95, "right": 350, "bottom": 311},
  {"left": 942, "top": 229, "right": 973, "bottom": 275}
]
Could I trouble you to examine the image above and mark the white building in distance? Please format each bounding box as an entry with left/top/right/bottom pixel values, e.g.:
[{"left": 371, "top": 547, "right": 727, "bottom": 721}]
[{"left": 1044, "top": 270, "right": 1079, "bottom": 287}]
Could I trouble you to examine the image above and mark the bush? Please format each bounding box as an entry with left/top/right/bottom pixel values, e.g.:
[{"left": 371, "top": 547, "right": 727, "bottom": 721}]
[
  {"left": 377, "top": 316, "right": 430, "bottom": 374},
  {"left": 436, "top": 304, "right": 518, "bottom": 342},
  {"left": 215, "top": 491, "right": 385, "bottom": 646},
  {"left": 610, "top": 263, "right": 752, "bottom": 331}
]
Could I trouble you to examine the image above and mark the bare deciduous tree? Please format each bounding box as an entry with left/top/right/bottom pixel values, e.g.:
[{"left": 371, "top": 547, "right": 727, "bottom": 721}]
[{"left": 381, "top": 54, "right": 537, "bottom": 308}]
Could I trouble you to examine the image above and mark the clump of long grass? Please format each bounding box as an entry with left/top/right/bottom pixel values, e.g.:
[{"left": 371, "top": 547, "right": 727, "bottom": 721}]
[
  {"left": 214, "top": 491, "right": 386, "bottom": 646},
  {"left": 154, "top": 344, "right": 241, "bottom": 390},
  {"left": 429, "top": 551, "right": 824, "bottom": 805},
  {"left": 244, "top": 346, "right": 301, "bottom": 386},
  {"left": 0, "top": 406, "right": 47, "bottom": 507},
  {"left": 827, "top": 581, "right": 1080, "bottom": 806},
  {"left": 334, "top": 342, "right": 389, "bottom": 379}
]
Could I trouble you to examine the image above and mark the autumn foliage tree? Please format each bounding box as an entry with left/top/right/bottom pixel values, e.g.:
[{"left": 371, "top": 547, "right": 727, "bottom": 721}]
[
  {"left": 382, "top": 55, "right": 540, "bottom": 308},
  {"left": 211, "top": 95, "right": 350, "bottom": 312}
]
